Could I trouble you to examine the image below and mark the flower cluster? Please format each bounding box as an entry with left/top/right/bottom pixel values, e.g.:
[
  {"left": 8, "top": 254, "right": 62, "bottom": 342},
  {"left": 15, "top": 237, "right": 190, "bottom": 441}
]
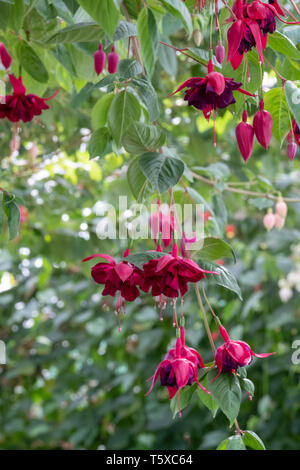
[{"left": 263, "top": 198, "right": 287, "bottom": 231}]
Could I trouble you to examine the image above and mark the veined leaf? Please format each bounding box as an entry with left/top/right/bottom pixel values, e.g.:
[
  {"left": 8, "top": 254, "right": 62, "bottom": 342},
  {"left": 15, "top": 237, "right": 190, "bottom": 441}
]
[
  {"left": 77, "top": 0, "right": 119, "bottom": 39},
  {"left": 196, "top": 237, "right": 236, "bottom": 263},
  {"left": 139, "top": 152, "right": 184, "bottom": 194},
  {"left": 264, "top": 87, "right": 290, "bottom": 146},
  {"left": 198, "top": 261, "right": 243, "bottom": 300},
  {"left": 108, "top": 90, "right": 141, "bottom": 148},
  {"left": 161, "top": 0, "right": 192, "bottom": 38},
  {"left": 123, "top": 122, "right": 165, "bottom": 155}
]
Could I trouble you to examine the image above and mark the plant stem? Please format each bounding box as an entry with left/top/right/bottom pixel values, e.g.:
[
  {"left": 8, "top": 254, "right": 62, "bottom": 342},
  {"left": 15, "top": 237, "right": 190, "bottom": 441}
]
[{"left": 194, "top": 284, "right": 216, "bottom": 353}]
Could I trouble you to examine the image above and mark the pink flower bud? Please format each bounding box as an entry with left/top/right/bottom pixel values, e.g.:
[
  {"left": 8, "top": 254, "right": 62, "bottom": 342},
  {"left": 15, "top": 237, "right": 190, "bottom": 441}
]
[
  {"left": 107, "top": 45, "right": 120, "bottom": 74},
  {"left": 276, "top": 198, "right": 287, "bottom": 218},
  {"left": 0, "top": 42, "right": 12, "bottom": 69},
  {"left": 235, "top": 110, "right": 254, "bottom": 162},
  {"left": 275, "top": 214, "right": 285, "bottom": 230},
  {"left": 94, "top": 44, "right": 106, "bottom": 76},
  {"left": 263, "top": 210, "right": 275, "bottom": 231},
  {"left": 253, "top": 100, "right": 273, "bottom": 149},
  {"left": 215, "top": 41, "right": 225, "bottom": 64},
  {"left": 287, "top": 140, "right": 297, "bottom": 160}
]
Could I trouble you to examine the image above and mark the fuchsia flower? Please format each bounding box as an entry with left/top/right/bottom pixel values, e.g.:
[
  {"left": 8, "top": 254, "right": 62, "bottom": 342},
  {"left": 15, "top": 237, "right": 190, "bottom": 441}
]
[
  {"left": 149, "top": 201, "right": 175, "bottom": 248},
  {"left": 236, "top": 110, "right": 254, "bottom": 162},
  {"left": 107, "top": 45, "right": 120, "bottom": 74},
  {"left": 212, "top": 325, "right": 274, "bottom": 381},
  {"left": 82, "top": 249, "right": 149, "bottom": 330},
  {"left": 215, "top": 42, "right": 225, "bottom": 64},
  {"left": 0, "top": 42, "right": 12, "bottom": 69},
  {"left": 94, "top": 44, "right": 106, "bottom": 76},
  {"left": 0, "top": 75, "right": 58, "bottom": 123},
  {"left": 172, "top": 60, "right": 254, "bottom": 120},
  {"left": 146, "top": 326, "right": 210, "bottom": 416},
  {"left": 227, "top": 0, "right": 299, "bottom": 70},
  {"left": 144, "top": 243, "right": 217, "bottom": 299},
  {"left": 253, "top": 99, "right": 273, "bottom": 149}
]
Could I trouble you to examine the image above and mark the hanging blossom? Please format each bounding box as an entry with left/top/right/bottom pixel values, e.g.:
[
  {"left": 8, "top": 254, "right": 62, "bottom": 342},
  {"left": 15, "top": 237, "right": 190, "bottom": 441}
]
[
  {"left": 82, "top": 249, "right": 149, "bottom": 330},
  {"left": 171, "top": 60, "right": 254, "bottom": 121},
  {"left": 146, "top": 326, "right": 210, "bottom": 416},
  {"left": 288, "top": 119, "right": 300, "bottom": 147},
  {"left": 0, "top": 74, "right": 58, "bottom": 123},
  {"left": 212, "top": 324, "right": 274, "bottom": 382},
  {"left": 149, "top": 200, "right": 176, "bottom": 248},
  {"left": 226, "top": 0, "right": 299, "bottom": 70}
]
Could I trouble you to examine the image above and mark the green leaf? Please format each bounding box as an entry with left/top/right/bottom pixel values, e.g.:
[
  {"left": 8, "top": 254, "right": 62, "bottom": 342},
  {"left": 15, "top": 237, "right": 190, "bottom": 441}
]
[
  {"left": 137, "top": 7, "right": 158, "bottom": 77},
  {"left": 196, "top": 237, "right": 236, "bottom": 263},
  {"left": 161, "top": 0, "right": 192, "bottom": 38},
  {"left": 264, "top": 87, "right": 290, "bottom": 145},
  {"left": 113, "top": 20, "right": 137, "bottom": 41},
  {"left": 9, "top": 0, "right": 24, "bottom": 32},
  {"left": 87, "top": 128, "right": 109, "bottom": 158},
  {"left": 131, "top": 76, "right": 160, "bottom": 121},
  {"left": 285, "top": 80, "right": 300, "bottom": 129},
  {"left": 139, "top": 152, "right": 184, "bottom": 194},
  {"left": 197, "top": 374, "right": 219, "bottom": 418},
  {"left": 187, "top": 48, "right": 221, "bottom": 69},
  {"left": 198, "top": 261, "right": 243, "bottom": 300},
  {"left": 77, "top": 0, "right": 119, "bottom": 39},
  {"left": 3, "top": 195, "right": 20, "bottom": 240},
  {"left": 127, "top": 157, "right": 153, "bottom": 201},
  {"left": 108, "top": 90, "right": 141, "bottom": 148},
  {"left": 118, "top": 58, "right": 142, "bottom": 79},
  {"left": 170, "top": 383, "right": 196, "bottom": 419},
  {"left": 123, "top": 122, "right": 165, "bottom": 155},
  {"left": 207, "top": 370, "right": 242, "bottom": 426},
  {"left": 267, "top": 32, "right": 300, "bottom": 62},
  {"left": 242, "top": 431, "right": 266, "bottom": 450},
  {"left": 241, "top": 378, "right": 255, "bottom": 397},
  {"left": 47, "top": 22, "right": 104, "bottom": 44},
  {"left": 17, "top": 42, "right": 49, "bottom": 84},
  {"left": 226, "top": 435, "right": 246, "bottom": 450},
  {"left": 124, "top": 251, "right": 165, "bottom": 269},
  {"left": 158, "top": 37, "right": 177, "bottom": 79},
  {"left": 91, "top": 93, "right": 114, "bottom": 130}
]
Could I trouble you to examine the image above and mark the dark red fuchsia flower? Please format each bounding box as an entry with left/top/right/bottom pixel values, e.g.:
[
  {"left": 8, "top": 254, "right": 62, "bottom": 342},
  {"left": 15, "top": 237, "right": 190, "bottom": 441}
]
[
  {"left": 0, "top": 42, "right": 12, "bottom": 69},
  {"left": 253, "top": 99, "right": 273, "bottom": 149},
  {"left": 107, "top": 45, "right": 120, "bottom": 74},
  {"left": 82, "top": 249, "right": 149, "bottom": 330},
  {"left": 172, "top": 60, "right": 254, "bottom": 121},
  {"left": 144, "top": 243, "right": 217, "bottom": 299},
  {"left": 212, "top": 324, "right": 274, "bottom": 381},
  {"left": 0, "top": 75, "right": 58, "bottom": 123},
  {"left": 287, "top": 119, "right": 300, "bottom": 147},
  {"left": 227, "top": 0, "right": 299, "bottom": 70},
  {"left": 146, "top": 326, "right": 210, "bottom": 416}
]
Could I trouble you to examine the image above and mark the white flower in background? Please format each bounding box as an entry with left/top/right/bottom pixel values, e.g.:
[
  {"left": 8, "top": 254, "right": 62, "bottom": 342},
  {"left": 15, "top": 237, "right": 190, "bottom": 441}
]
[{"left": 279, "top": 286, "right": 293, "bottom": 303}]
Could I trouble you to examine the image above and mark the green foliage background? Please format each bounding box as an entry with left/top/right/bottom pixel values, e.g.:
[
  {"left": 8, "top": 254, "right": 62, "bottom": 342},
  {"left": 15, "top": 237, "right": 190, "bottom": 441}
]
[{"left": 0, "top": 0, "right": 300, "bottom": 450}]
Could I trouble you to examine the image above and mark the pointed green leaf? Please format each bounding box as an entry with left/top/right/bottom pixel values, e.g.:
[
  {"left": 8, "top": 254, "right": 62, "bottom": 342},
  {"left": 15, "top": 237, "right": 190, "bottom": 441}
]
[
  {"left": 197, "top": 261, "right": 243, "bottom": 300},
  {"left": 139, "top": 152, "right": 184, "bottom": 193},
  {"left": 196, "top": 237, "right": 236, "bottom": 263},
  {"left": 17, "top": 41, "right": 49, "bottom": 84},
  {"left": 77, "top": 0, "right": 119, "bottom": 39},
  {"left": 207, "top": 370, "right": 242, "bottom": 426},
  {"left": 108, "top": 90, "right": 141, "bottom": 147},
  {"left": 123, "top": 122, "right": 165, "bottom": 155},
  {"left": 161, "top": 0, "right": 192, "bottom": 38},
  {"left": 242, "top": 431, "right": 266, "bottom": 450},
  {"left": 88, "top": 128, "right": 109, "bottom": 158}
]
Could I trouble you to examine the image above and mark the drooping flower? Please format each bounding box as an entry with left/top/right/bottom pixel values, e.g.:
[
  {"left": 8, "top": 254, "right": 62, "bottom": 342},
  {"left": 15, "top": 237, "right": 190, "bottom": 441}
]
[
  {"left": 171, "top": 60, "right": 254, "bottom": 121},
  {"left": 143, "top": 243, "right": 217, "bottom": 299},
  {"left": 149, "top": 201, "right": 175, "bottom": 248},
  {"left": 287, "top": 141, "right": 297, "bottom": 161},
  {"left": 275, "top": 213, "right": 285, "bottom": 230},
  {"left": 107, "top": 45, "right": 120, "bottom": 74},
  {"left": 0, "top": 42, "right": 12, "bottom": 69},
  {"left": 263, "top": 209, "right": 276, "bottom": 231},
  {"left": 0, "top": 75, "right": 58, "bottom": 123},
  {"left": 19, "top": 206, "right": 29, "bottom": 226},
  {"left": 226, "top": 0, "right": 299, "bottom": 70},
  {"left": 235, "top": 109, "right": 254, "bottom": 162},
  {"left": 253, "top": 99, "right": 273, "bottom": 149},
  {"left": 275, "top": 198, "right": 287, "bottom": 218},
  {"left": 215, "top": 41, "right": 225, "bottom": 64},
  {"left": 287, "top": 119, "right": 300, "bottom": 148},
  {"left": 146, "top": 326, "right": 210, "bottom": 416},
  {"left": 94, "top": 43, "right": 106, "bottom": 76},
  {"left": 82, "top": 249, "right": 149, "bottom": 330},
  {"left": 212, "top": 324, "right": 274, "bottom": 381}
]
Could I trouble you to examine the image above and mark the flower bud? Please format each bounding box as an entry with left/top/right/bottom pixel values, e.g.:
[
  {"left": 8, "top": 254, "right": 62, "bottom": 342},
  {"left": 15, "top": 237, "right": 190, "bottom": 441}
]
[
  {"left": 194, "top": 30, "right": 202, "bottom": 47},
  {"left": 215, "top": 41, "right": 225, "bottom": 64},
  {"left": 275, "top": 213, "right": 285, "bottom": 230},
  {"left": 263, "top": 209, "right": 275, "bottom": 231},
  {"left": 253, "top": 100, "right": 273, "bottom": 149},
  {"left": 275, "top": 198, "right": 287, "bottom": 218},
  {"left": 287, "top": 140, "right": 297, "bottom": 160},
  {"left": 107, "top": 45, "right": 120, "bottom": 74},
  {"left": 94, "top": 44, "right": 106, "bottom": 76},
  {"left": 0, "top": 42, "right": 12, "bottom": 69},
  {"left": 235, "top": 110, "right": 254, "bottom": 162}
]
